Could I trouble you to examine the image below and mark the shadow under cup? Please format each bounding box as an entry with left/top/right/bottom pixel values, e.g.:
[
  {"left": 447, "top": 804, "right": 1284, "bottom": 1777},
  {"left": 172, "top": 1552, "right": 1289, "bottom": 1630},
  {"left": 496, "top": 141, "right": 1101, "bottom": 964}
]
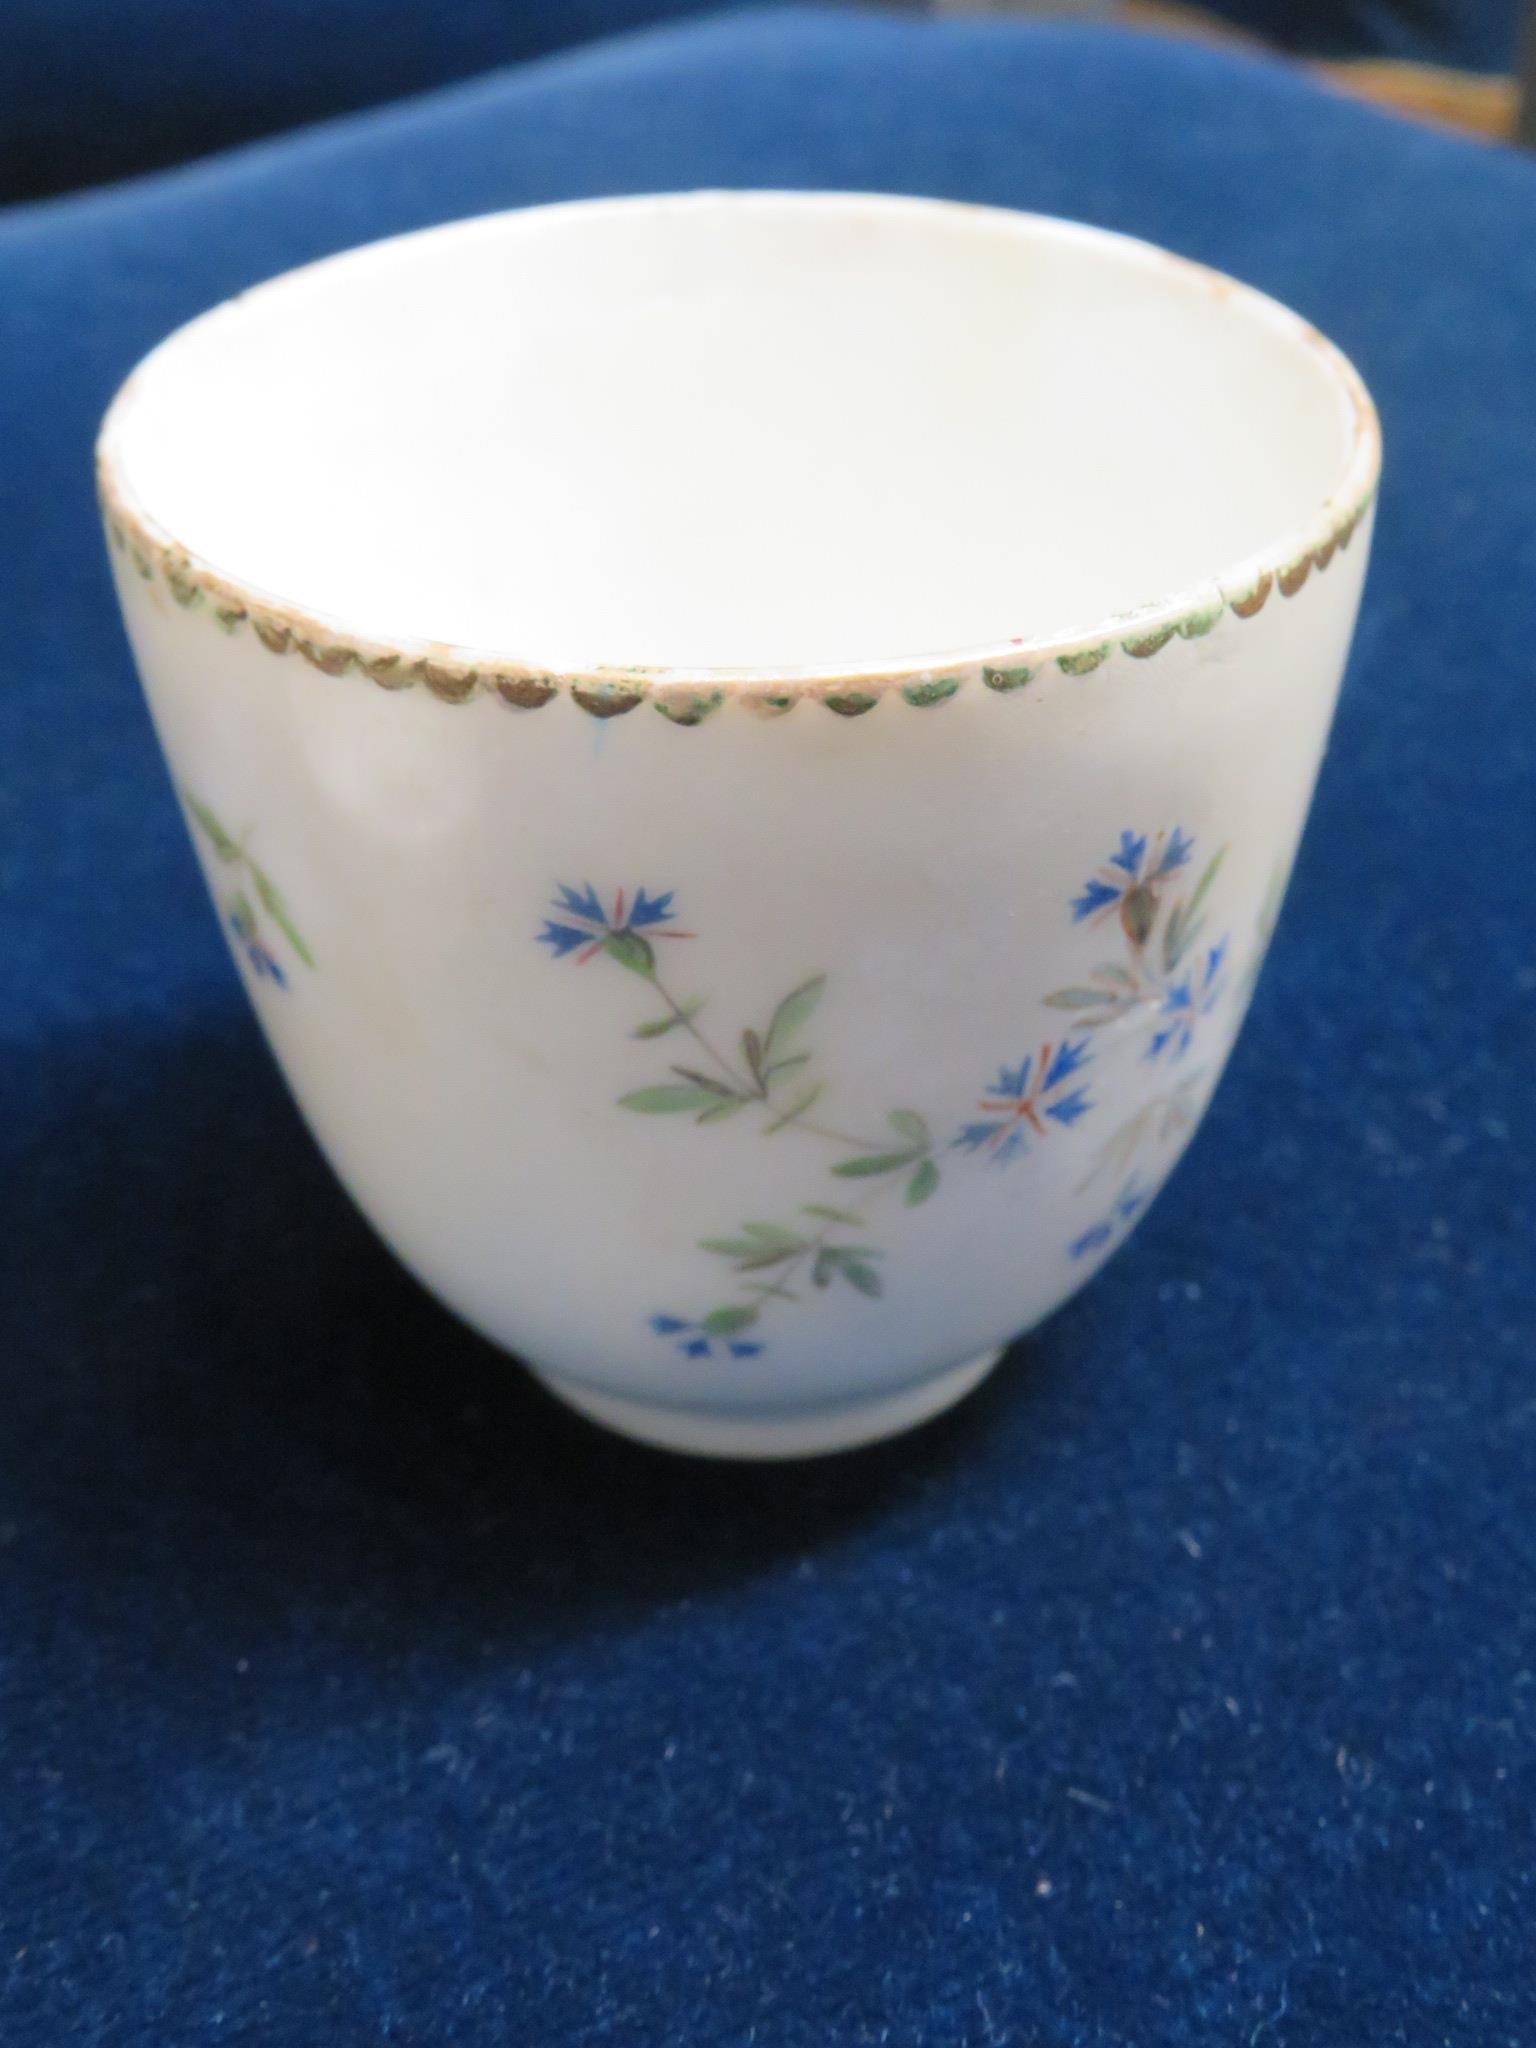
[{"left": 97, "top": 191, "right": 1379, "bottom": 1458}]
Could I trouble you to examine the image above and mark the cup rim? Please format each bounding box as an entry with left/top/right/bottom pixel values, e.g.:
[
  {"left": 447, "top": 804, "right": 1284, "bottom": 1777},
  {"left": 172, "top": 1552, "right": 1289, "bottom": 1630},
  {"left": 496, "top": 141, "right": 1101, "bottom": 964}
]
[{"left": 96, "top": 189, "right": 1381, "bottom": 719}]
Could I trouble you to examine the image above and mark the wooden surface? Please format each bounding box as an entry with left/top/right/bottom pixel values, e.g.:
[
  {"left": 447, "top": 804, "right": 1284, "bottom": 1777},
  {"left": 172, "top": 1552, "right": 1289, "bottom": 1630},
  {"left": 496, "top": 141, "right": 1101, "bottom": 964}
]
[{"left": 1113, "top": 1, "right": 1529, "bottom": 143}]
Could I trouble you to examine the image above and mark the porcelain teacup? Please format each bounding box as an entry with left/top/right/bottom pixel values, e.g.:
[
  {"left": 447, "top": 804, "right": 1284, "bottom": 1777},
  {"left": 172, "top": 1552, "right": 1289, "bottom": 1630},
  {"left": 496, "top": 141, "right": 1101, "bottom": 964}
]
[{"left": 98, "top": 191, "right": 1379, "bottom": 1456}]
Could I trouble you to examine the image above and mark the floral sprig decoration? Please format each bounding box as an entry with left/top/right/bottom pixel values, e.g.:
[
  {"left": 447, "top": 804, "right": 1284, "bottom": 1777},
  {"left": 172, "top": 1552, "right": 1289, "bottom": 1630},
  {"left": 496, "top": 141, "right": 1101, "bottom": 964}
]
[
  {"left": 1147, "top": 938, "right": 1229, "bottom": 1062},
  {"left": 649, "top": 1312, "right": 765, "bottom": 1361},
  {"left": 185, "top": 793, "right": 314, "bottom": 985},
  {"left": 538, "top": 830, "right": 1242, "bottom": 1360},
  {"left": 953, "top": 1040, "right": 1094, "bottom": 1164},
  {"left": 537, "top": 883, "right": 690, "bottom": 967},
  {"left": 538, "top": 882, "right": 949, "bottom": 1344},
  {"left": 539, "top": 882, "right": 941, "bottom": 1174},
  {"left": 1071, "top": 828, "right": 1194, "bottom": 938},
  {"left": 1048, "top": 828, "right": 1229, "bottom": 1065}
]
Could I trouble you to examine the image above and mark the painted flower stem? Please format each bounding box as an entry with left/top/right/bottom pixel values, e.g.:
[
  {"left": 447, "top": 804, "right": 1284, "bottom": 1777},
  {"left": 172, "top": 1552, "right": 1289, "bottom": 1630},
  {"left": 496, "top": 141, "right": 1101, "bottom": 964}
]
[
  {"left": 646, "top": 965, "right": 758, "bottom": 1098},
  {"left": 765, "top": 1106, "right": 887, "bottom": 1152},
  {"left": 642, "top": 962, "right": 891, "bottom": 1153}
]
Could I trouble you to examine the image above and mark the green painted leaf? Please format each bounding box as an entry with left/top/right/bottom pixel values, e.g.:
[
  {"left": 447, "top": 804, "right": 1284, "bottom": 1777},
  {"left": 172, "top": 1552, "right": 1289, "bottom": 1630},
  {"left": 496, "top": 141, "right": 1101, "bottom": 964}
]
[
  {"left": 762, "top": 1052, "right": 811, "bottom": 1084},
  {"left": 888, "top": 1109, "right": 930, "bottom": 1149},
  {"left": 763, "top": 1081, "right": 823, "bottom": 1133},
  {"left": 670, "top": 1066, "right": 737, "bottom": 1098},
  {"left": 701, "top": 1304, "right": 759, "bottom": 1337},
  {"left": 742, "top": 1222, "right": 801, "bottom": 1246},
  {"left": 603, "top": 929, "right": 655, "bottom": 977},
  {"left": 734, "top": 1247, "right": 803, "bottom": 1273},
  {"left": 632, "top": 999, "right": 702, "bottom": 1040},
  {"left": 802, "top": 1202, "right": 864, "bottom": 1226},
  {"left": 618, "top": 1083, "right": 724, "bottom": 1114},
  {"left": 763, "top": 975, "right": 825, "bottom": 1060},
  {"left": 741, "top": 1027, "right": 765, "bottom": 1081},
  {"left": 185, "top": 795, "right": 240, "bottom": 863},
  {"left": 839, "top": 1260, "right": 884, "bottom": 1300},
  {"left": 812, "top": 1250, "right": 836, "bottom": 1289},
  {"left": 228, "top": 889, "right": 256, "bottom": 939},
  {"left": 1187, "top": 848, "right": 1225, "bottom": 915},
  {"left": 701, "top": 1222, "right": 807, "bottom": 1270},
  {"left": 1045, "top": 987, "right": 1116, "bottom": 1011},
  {"left": 251, "top": 863, "right": 315, "bottom": 968},
  {"left": 833, "top": 1150, "right": 920, "bottom": 1179},
  {"left": 1095, "top": 963, "right": 1138, "bottom": 989},
  {"left": 906, "top": 1158, "right": 940, "bottom": 1207},
  {"left": 696, "top": 1097, "right": 745, "bottom": 1124},
  {"left": 1166, "top": 849, "right": 1226, "bottom": 970}
]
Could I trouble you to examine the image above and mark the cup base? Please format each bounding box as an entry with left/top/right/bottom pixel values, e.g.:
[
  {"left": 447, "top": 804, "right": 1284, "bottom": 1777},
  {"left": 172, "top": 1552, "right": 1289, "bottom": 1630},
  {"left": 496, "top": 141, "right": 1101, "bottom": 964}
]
[{"left": 532, "top": 1347, "right": 1005, "bottom": 1460}]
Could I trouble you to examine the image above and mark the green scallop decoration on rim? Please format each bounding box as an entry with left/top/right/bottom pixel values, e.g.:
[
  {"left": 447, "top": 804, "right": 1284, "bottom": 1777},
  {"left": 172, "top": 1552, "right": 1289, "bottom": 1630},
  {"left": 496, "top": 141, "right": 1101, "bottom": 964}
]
[
  {"left": 1121, "top": 625, "right": 1176, "bottom": 660},
  {"left": 101, "top": 460, "right": 1375, "bottom": 720},
  {"left": 1057, "top": 645, "right": 1112, "bottom": 677},
  {"left": 654, "top": 689, "right": 725, "bottom": 726},
  {"left": 981, "top": 663, "right": 1034, "bottom": 692},
  {"left": 901, "top": 674, "right": 962, "bottom": 708},
  {"left": 1177, "top": 601, "right": 1224, "bottom": 640}
]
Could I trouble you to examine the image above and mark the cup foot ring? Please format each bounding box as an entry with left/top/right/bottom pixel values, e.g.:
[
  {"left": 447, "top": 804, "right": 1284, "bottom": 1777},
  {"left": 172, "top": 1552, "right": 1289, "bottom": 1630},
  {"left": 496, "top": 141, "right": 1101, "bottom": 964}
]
[{"left": 532, "top": 1348, "right": 1005, "bottom": 1460}]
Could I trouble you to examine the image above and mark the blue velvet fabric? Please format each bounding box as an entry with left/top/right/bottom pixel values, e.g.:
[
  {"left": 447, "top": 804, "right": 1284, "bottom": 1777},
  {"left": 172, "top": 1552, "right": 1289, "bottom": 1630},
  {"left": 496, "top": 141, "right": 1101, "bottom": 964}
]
[
  {"left": 4, "top": 0, "right": 1526, "bottom": 203},
  {"left": 0, "top": 0, "right": 719, "bottom": 201},
  {"left": 2, "top": 11, "right": 1534, "bottom": 2041}
]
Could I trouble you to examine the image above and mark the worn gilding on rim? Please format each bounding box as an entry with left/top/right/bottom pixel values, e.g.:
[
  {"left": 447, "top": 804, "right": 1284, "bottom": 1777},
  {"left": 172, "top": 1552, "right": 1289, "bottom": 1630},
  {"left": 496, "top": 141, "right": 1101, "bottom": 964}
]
[
  {"left": 96, "top": 260, "right": 1379, "bottom": 730},
  {"left": 654, "top": 689, "right": 725, "bottom": 726}
]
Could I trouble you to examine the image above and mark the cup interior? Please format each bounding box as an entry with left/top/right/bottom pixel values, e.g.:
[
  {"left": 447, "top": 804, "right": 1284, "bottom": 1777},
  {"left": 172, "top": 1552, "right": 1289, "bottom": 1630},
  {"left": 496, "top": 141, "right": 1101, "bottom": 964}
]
[{"left": 101, "top": 192, "right": 1370, "bottom": 673}]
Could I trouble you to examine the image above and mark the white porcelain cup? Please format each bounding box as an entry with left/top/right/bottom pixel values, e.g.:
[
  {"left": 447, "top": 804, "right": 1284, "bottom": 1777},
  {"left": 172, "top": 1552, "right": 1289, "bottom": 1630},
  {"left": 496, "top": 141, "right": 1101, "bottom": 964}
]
[{"left": 98, "top": 191, "right": 1379, "bottom": 1458}]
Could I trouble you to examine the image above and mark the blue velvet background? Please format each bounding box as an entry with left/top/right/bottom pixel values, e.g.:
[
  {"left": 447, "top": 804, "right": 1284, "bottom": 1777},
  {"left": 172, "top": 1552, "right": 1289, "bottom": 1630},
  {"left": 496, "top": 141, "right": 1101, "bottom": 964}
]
[
  {"left": 0, "top": 0, "right": 718, "bottom": 200},
  {"left": 2, "top": 11, "right": 1534, "bottom": 2041},
  {"left": 2, "top": 0, "right": 1525, "bottom": 201}
]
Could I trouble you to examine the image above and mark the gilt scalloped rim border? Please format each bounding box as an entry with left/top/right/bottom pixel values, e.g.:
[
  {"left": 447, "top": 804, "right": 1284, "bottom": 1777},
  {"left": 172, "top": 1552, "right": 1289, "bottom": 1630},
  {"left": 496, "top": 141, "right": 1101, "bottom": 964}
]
[{"left": 98, "top": 460, "right": 1377, "bottom": 724}]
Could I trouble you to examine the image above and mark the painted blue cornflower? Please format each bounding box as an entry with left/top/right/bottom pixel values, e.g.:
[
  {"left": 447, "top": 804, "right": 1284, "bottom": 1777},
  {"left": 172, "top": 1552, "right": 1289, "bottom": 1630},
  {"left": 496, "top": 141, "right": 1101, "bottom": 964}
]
[
  {"left": 953, "top": 1038, "right": 1093, "bottom": 1165},
  {"left": 1069, "top": 1179, "right": 1148, "bottom": 1259},
  {"left": 230, "top": 903, "right": 287, "bottom": 986},
  {"left": 537, "top": 883, "right": 690, "bottom": 962},
  {"left": 1147, "top": 939, "right": 1228, "bottom": 1062},
  {"left": 650, "top": 1314, "right": 764, "bottom": 1361},
  {"left": 1071, "top": 827, "right": 1194, "bottom": 927}
]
